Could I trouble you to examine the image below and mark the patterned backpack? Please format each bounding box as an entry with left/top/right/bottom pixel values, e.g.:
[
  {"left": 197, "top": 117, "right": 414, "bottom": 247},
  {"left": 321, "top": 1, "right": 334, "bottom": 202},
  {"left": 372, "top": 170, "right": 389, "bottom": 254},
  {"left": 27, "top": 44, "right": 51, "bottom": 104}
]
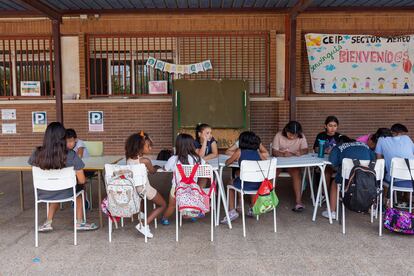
[
  {"left": 383, "top": 159, "right": 414, "bottom": 235},
  {"left": 175, "top": 164, "right": 213, "bottom": 218},
  {"left": 104, "top": 166, "right": 144, "bottom": 218}
]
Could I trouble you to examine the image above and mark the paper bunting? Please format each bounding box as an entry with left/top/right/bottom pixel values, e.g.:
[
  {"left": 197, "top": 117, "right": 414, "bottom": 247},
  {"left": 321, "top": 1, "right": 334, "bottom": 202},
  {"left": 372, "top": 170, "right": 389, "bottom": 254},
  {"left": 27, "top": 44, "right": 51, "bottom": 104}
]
[
  {"left": 155, "top": 60, "right": 165, "bottom": 71},
  {"left": 202, "top": 60, "right": 212, "bottom": 71},
  {"left": 146, "top": 56, "right": 213, "bottom": 74},
  {"left": 146, "top": 57, "right": 156, "bottom": 67}
]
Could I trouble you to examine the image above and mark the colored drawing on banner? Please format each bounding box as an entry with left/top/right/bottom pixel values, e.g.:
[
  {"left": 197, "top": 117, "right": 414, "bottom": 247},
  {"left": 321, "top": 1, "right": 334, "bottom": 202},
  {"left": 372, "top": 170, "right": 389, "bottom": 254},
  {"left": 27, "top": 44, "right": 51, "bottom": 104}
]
[
  {"left": 88, "top": 111, "right": 104, "bottom": 132},
  {"left": 32, "top": 111, "right": 47, "bottom": 133},
  {"left": 148, "top": 81, "right": 168, "bottom": 94},
  {"left": 1, "top": 109, "right": 16, "bottom": 120},
  {"left": 305, "top": 33, "right": 414, "bottom": 94},
  {"left": 21, "top": 81, "right": 41, "bottom": 96},
  {"left": 2, "top": 123, "right": 16, "bottom": 134}
]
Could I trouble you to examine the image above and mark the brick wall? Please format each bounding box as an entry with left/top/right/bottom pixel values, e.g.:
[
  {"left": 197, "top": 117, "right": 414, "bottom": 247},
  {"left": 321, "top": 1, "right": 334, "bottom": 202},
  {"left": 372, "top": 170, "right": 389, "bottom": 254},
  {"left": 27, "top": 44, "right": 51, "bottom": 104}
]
[
  {"left": 297, "top": 99, "right": 414, "bottom": 145},
  {"left": 0, "top": 100, "right": 280, "bottom": 156}
]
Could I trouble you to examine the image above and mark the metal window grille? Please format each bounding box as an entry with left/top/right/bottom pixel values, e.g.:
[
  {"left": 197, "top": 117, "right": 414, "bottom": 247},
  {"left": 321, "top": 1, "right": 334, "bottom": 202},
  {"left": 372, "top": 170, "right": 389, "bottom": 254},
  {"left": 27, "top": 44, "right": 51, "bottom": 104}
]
[
  {"left": 0, "top": 37, "right": 54, "bottom": 98},
  {"left": 86, "top": 33, "right": 268, "bottom": 97}
]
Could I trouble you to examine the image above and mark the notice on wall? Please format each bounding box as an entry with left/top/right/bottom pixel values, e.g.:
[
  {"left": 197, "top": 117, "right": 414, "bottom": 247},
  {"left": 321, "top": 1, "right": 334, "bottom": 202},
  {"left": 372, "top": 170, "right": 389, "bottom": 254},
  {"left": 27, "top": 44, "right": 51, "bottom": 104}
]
[
  {"left": 148, "top": 81, "right": 168, "bottom": 94},
  {"left": 1, "top": 109, "right": 16, "bottom": 120},
  {"left": 88, "top": 111, "right": 104, "bottom": 132},
  {"left": 21, "top": 81, "right": 41, "bottom": 96},
  {"left": 305, "top": 33, "right": 414, "bottom": 94},
  {"left": 2, "top": 123, "right": 16, "bottom": 134},
  {"left": 32, "top": 111, "right": 47, "bottom": 133}
]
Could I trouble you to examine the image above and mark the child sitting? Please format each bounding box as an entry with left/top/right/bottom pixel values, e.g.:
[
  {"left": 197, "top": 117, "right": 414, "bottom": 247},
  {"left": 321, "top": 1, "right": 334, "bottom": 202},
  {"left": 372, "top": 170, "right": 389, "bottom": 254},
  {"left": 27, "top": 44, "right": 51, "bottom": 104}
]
[
  {"left": 221, "top": 131, "right": 267, "bottom": 224},
  {"left": 160, "top": 133, "right": 206, "bottom": 225},
  {"left": 125, "top": 131, "right": 167, "bottom": 238},
  {"left": 323, "top": 135, "right": 375, "bottom": 219},
  {"left": 272, "top": 121, "right": 308, "bottom": 212},
  {"left": 29, "top": 122, "right": 97, "bottom": 232},
  {"left": 375, "top": 123, "right": 414, "bottom": 204},
  {"left": 66, "top": 128, "right": 89, "bottom": 158},
  {"left": 356, "top": 128, "right": 392, "bottom": 150},
  {"left": 194, "top": 123, "right": 218, "bottom": 161}
]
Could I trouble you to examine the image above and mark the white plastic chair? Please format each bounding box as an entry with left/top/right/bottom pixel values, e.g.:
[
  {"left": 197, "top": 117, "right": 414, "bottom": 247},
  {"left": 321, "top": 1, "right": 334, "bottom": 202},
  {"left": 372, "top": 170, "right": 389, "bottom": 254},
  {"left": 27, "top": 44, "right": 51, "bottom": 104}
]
[
  {"left": 227, "top": 158, "right": 277, "bottom": 237},
  {"left": 338, "top": 158, "right": 385, "bottom": 235},
  {"left": 32, "top": 166, "right": 86, "bottom": 247},
  {"left": 104, "top": 164, "right": 152, "bottom": 243},
  {"left": 386, "top": 158, "right": 414, "bottom": 213},
  {"left": 175, "top": 164, "right": 215, "bottom": 242}
]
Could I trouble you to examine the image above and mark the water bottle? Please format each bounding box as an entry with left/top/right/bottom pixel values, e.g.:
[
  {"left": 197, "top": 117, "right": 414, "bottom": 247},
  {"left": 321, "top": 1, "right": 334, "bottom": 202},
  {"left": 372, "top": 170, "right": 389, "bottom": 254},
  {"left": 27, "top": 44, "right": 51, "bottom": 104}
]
[{"left": 318, "top": 139, "right": 326, "bottom": 158}]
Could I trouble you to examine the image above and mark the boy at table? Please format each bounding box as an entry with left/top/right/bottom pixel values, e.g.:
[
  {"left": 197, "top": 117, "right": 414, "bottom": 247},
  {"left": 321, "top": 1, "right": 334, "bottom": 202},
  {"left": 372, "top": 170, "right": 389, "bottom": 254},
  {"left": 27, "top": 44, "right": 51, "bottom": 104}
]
[
  {"left": 322, "top": 135, "right": 375, "bottom": 220},
  {"left": 375, "top": 123, "right": 414, "bottom": 206}
]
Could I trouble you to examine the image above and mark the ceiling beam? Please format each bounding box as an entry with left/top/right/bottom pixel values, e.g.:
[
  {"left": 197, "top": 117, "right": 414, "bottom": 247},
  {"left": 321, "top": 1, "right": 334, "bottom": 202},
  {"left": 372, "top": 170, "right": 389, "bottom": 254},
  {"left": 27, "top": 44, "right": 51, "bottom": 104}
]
[
  {"left": 14, "top": 0, "right": 61, "bottom": 21},
  {"left": 59, "top": 7, "right": 290, "bottom": 15},
  {"left": 290, "top": 0, "right": 313, "bottom": 17}
]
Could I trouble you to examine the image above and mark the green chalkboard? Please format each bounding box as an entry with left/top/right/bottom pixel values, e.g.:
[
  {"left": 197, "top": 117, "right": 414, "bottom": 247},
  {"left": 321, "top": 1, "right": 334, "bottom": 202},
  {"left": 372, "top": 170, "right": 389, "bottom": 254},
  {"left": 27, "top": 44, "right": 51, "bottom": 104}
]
[{"left": 173, "top": 79, "right": 249, "bottom": 128}]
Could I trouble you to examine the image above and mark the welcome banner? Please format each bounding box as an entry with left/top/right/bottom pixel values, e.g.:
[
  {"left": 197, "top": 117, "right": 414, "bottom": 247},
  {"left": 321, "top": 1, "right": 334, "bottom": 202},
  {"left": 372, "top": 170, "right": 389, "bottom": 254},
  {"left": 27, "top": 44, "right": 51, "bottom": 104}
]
[{"left": 305, "top": 33, "right": 414, "bottom": 94}]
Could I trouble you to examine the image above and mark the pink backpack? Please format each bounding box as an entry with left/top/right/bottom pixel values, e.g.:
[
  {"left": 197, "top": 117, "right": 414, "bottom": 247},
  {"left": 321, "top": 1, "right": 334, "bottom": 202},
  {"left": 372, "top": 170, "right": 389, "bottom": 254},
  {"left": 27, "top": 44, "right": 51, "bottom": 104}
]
[{"left": 175, "top": 164, "right": 213, "bottom": 218}]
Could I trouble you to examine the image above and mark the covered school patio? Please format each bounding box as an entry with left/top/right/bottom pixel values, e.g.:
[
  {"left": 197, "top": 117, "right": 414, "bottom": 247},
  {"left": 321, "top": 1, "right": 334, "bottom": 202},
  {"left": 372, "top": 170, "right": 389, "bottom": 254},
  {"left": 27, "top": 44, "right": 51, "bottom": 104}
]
[{"left": 0, "top": 0, "right": 414, "bottom": 274}]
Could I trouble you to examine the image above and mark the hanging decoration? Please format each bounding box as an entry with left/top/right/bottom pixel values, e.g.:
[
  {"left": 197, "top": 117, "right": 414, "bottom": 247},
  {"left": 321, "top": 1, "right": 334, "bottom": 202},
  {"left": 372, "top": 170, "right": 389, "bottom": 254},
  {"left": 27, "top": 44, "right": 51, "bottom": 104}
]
[{"left": 146, "top": 56, "right": 212, "bottom": 74}]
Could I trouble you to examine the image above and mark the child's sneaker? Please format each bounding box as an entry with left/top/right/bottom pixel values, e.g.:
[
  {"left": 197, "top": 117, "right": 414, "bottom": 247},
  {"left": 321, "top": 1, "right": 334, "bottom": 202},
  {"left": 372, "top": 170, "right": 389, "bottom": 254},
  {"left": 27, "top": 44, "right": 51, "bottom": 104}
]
[
  {"left": 220, "top": 209, "right": 239, "bottom": 224},
  {"left": 135, "top": 224, "right": 153, "bottom": 238},
  {"left": 321, "top": 210, "right": 336, "bottom": 220},
  {"left": 160, "top": 218, "right": 170, "bottom": 225},
  {"left": 38, "top": 220, "right": 53, "bottom": 232},
  {"left": 247, "top": 207, "right": 254, "bottom": 217},
  {"left": 76, "top": 221, "right": 98, "bottom": 231}
]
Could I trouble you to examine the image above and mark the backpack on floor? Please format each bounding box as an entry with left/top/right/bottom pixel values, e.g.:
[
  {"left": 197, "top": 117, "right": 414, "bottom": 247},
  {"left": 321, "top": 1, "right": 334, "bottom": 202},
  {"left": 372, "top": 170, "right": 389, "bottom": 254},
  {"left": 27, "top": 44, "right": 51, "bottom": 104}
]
[
  {"left": 105, "top": 169, "right": 141, "bottom": 218},
  {"left": 342, "top": 160, "right": 379, "bottom": 213},
  {"left": 253, "top": 161, "right": 279, "bottom": 216},
  {"left": 384, "top": 158, "right": 414, "bottom": 235},
  {"left": 175, "top": 164, "right": 213, "bottom": 218}
]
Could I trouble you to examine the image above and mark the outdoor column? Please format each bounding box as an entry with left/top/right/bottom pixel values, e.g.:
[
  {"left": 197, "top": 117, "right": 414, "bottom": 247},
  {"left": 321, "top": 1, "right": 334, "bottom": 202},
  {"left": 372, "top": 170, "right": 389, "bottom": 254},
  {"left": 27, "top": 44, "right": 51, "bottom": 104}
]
[{"left": 52, "top": 19, "right": 63, "bottom": 123}]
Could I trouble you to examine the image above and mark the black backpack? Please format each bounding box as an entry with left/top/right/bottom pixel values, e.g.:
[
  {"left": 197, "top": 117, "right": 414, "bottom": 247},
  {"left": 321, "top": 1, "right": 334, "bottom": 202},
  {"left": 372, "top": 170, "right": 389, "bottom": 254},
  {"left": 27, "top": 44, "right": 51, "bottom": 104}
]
[{"left": 342, "top": 160, "right": 379, "bottom": 213}]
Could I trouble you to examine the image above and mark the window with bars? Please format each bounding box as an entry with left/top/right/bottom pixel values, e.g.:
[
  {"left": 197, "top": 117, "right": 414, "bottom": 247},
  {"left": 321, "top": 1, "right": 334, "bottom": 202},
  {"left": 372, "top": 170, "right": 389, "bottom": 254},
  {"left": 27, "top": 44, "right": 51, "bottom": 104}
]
[
  {"left": 87, "top": 33, "right": 268, "bottom": 97},
  {"left": 0, "top": 37, "right": 54, "bottom": 98}
]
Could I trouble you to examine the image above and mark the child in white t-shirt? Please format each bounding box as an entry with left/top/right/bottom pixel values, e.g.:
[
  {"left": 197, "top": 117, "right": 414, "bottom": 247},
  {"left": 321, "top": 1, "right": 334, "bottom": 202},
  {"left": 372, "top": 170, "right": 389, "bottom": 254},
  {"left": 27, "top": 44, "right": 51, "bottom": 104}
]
[
  {"left": 125, "top": 131, "right": 167, "bottom": 238},
  {"left": 66, "top": 128, "right": 89, "bottom": 158},
  {"left": 160, "top": 133, "right": 205, "bottom": 225}
]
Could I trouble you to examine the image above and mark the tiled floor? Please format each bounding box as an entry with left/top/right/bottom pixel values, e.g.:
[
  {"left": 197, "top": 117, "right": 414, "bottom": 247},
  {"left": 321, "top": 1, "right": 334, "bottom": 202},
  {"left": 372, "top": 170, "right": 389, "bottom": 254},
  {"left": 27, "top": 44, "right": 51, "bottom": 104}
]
[{"left": 0, "top": 170, "right": 412, "bottom": 275}]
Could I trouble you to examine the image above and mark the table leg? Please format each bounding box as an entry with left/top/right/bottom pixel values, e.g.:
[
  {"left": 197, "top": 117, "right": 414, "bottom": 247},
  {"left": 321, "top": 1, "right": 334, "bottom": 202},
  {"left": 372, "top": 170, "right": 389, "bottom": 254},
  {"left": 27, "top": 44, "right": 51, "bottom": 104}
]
[
  {"left": 19, "top": 171, "right": 24, "bottom": 211},
  {"left": 312, "top": 165, "right": 332, "bottom": 224},
  {"left": 307, "top": 167, "right": 316, "bottom": 206},
  {"left": 215, "top": 166, "right": 224, "bottom": 226},
  {"left": 214, "top": 170, "right": 232, "bottom": 229},
  {"left": 98, "top": 171, "right": 103, "bottom": 228}
]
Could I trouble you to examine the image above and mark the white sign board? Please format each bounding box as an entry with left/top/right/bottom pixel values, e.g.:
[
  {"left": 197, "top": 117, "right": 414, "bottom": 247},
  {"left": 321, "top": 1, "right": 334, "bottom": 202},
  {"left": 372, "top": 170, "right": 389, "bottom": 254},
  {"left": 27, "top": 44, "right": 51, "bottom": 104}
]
[
  {"left": 32, "top": 111, "right": 47, "bottom": 133},
  {"left": 88, "top": 111, "right": 104, "bottom": 132},
  {"left": 2, "top": 123, "right": 16, "bottom": 134},
  {"left": 21, "top": 81, "right": 41, "bottom": 96},
  {"left": 1, "top": 109, "right": 16, "bottom": 120}
]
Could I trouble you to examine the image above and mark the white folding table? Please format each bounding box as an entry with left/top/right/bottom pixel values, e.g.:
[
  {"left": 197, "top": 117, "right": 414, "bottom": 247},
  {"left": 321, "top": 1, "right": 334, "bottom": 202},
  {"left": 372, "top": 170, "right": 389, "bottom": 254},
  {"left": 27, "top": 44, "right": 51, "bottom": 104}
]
[
  {"left": 0, "top": 155, "right": 123, "bottom": 227},
  {"left": 215, "top": 153, "right": 333, "bottom": 225}
]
